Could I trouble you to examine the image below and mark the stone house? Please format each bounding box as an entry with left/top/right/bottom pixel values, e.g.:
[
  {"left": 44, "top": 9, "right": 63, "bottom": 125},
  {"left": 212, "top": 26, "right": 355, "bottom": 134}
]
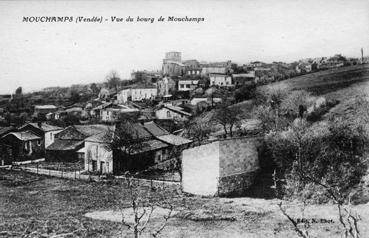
[
  {"left": 209, "top": 74, "right": 233, "bottom": 87},
  {"left": 157, "top": 77, "right": 177, "bottom": 96},
  {"left": 155, "top": 105, "right": 192, "bottom": 121},
  {"left": 18, "top": 122, "right": 63, "bottom": 154},
  {"left": 178, "top": 79, "right": 199, "bottom": 91},
  {"left": 1, "top": 131, "right": 43, "bottom": 162},
  {"left": 232, "top": 71, "right": 256, "bottom": 87},
  {"left": 182, "top": 137, "right": 261, "bottom": 196},
  {"left": 84, "top": 121, "right": 191, "bottom": 174},
  {"left": 117, "top": 85, "right": 157, "bottom": 103},
  {"left": 34, "top": 105, "right": 58, "bottom": 117},
  {"left": 46, "top": 124, "right": 113, "bottom": 162},
  {"left": 100, "top": 104, "right": 139, "bottom": 122}
]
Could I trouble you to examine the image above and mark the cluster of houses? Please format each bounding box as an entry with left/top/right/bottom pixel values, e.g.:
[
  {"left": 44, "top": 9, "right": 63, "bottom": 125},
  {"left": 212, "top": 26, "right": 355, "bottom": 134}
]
[{"left": 0, "top": 120, "right": 192, "bottom": 175}]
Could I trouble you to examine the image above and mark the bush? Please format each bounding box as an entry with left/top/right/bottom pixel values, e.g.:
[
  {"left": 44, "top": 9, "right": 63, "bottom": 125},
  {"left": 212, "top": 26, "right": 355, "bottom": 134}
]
[{"left": 267, "top": 119, "right": 368, "bottom": 203}]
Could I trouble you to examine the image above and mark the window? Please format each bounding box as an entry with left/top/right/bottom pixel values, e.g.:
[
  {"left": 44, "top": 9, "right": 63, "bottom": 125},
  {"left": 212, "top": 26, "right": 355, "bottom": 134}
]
[
  {"left": 180, "top": 84, "right": 184, "bottom": 88},
  {"left": 186, "top": 85, "right": 190, "bottom": 88},
  {"left": 95, "top": 145, "right": 99, "bottom": 157},
  {"left": 166, "top": 111, "right": 171, "bottom": 118}
]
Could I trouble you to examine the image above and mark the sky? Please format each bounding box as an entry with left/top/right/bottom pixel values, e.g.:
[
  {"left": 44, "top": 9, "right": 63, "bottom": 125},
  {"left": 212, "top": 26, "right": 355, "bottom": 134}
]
[{"left": 0, "top": 0, "right": 368, "bottom": 94}]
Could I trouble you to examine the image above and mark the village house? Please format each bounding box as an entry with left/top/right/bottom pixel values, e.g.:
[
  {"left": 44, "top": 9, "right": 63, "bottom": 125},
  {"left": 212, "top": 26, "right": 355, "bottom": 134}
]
[
  {"left": 155, "top": 105, "right": 192, "bottom": 121},
  {"left": 190, "top": 95, "right": 222, "bottom": 106},
  {"left": 209, "top": 73, "right": 233, "bottom": 87},
  {"left": 100, "top": 104, "right": 139, "bottom": 122},
  {"left": 201, "top": 61, "right": 232, "bottom": 76},
  {"left": 18, "top": 122, "right": 63, "bottom": 152},
  {"left": 117, "top": 85, "right": 157, "bottom": 103},
  {"left": 232, "top": 71, "right": 256, "bottom": 87},
  {"left": 182, "top": 137, "right": 261, "bottom": 196},
  {"left": 33, "top": 105, "right": 58, "bottom": 117},
  {"left": 157, "top": 77, "right": 177, "bottom": 96},
  {"left": 1, "top": 131, "right": 43, "bottom": 162},
  {"left": 46, "top": 124, "right": 113, "bottom": 163},
  {"left": 178, "top": 79, "right": 199, "bottom": 91},
  {"left": 84, "top": 121, "right": 191, "bottom": 174}
]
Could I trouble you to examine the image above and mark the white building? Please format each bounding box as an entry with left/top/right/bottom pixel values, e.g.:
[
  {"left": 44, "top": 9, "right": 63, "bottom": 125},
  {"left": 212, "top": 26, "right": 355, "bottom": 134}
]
[
  {"left": 209, "top": 74, "right": 233, "bottom": 87},
  {"left": 155, "top": 105, "right": 191, "bottom": 121},
  {"left": 178, "top": 79, "right": 199, "bottom": 91},
  {"left": 117, "top": 85, "right": 157, "bottom": 103},
  {"left": 84, "top": 132, "right": 114, "bottom": 174},
  {"left": 182, "top": 137, "right": 260, "bottom": 196}
]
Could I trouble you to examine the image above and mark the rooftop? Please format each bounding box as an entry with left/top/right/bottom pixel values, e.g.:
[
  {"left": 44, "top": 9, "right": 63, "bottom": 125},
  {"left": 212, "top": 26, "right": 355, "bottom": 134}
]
[
  {"left": 4, "top": 131, "right": 41, "bottom": 141},
  {"left": 20, "top": 123, "right": 63, "bottom": 132},
  {"left": 46, "top": 139, "right": 84, "bottom": 151}
]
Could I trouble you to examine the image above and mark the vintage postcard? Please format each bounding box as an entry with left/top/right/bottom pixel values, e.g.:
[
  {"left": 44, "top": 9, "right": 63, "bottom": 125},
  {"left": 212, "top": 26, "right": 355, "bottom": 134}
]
[{"left": 0, "top": 0, "right": 368, "bottom": 237}]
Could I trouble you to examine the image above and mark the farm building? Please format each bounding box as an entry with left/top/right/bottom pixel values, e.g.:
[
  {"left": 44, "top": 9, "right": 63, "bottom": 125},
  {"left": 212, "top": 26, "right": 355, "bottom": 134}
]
[
  {"left": 18, "top": 122, "right": 63, "bottom": 154},
  {"left": 1, "top": 131, "right": 43, "bottom": 162},
  {"left": 46, "top": 124, "right": 113, "bottom": 162},
  {"left": 182, "top": 137, "right": 261, "bottom": 196}
]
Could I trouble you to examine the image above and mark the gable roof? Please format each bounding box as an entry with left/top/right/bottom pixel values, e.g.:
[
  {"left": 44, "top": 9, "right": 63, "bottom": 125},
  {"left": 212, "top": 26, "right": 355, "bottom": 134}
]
[
  {"left": 19, "top": 123, "right": 63, "bottom": 132},
  {"left": 143, "top": 121, "right": 169, "bottom": 137},
  {"left": 157, "top": 134, "right": 192, "bottom": 146},
  {"left": 3, "top": 131, "right": 41, "bottom": 141},
  {"left": 46, "top": 139, "right": 84, "bottom": 151},
  {"left": 57, "top": 124, "right": 114, "bottom": 141},
  {"left": 130, "top": 139, "right": 169, "bottom": 154},
  {"left": 163, "top": 105, "right": 192, "bottom": 117}
]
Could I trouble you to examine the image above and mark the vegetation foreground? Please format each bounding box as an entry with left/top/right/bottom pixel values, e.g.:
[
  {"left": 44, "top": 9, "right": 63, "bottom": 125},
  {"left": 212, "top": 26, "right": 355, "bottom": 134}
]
[{"left": 1, "top": 169, "right": 369, "bottom": 238}]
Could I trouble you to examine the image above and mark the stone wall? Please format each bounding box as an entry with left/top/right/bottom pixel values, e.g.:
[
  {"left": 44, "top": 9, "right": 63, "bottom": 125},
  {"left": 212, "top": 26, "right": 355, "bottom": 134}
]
[
  {"left": 218, "top": 137, "right": 260, "bottom": 196},
  {"left": 217, "top": 171, "right": 258, "bottom": 196}
]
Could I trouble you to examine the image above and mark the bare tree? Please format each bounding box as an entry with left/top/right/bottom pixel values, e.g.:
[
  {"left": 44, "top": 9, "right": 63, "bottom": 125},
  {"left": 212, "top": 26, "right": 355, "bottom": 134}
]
[
  {"left": 212, "top": 102, "right": 241, "bottom": 138},
  {"left": 119, "top": 175, "right": 175, "bottom": 238},
  {"left": 106, "top": 70, "right": 121, "bottom": 94}
]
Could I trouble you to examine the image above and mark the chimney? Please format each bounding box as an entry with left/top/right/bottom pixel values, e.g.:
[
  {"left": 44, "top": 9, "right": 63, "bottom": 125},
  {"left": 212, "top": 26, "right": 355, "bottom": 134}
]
[{"left": 37, "top": 121, "right": 42, "bottom": 128}]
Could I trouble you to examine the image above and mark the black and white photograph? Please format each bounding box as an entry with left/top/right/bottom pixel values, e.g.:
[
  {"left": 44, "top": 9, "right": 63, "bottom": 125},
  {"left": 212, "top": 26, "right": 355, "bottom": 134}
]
[{"left": 0, "top": 0, "right": 368, "bottom": 237}]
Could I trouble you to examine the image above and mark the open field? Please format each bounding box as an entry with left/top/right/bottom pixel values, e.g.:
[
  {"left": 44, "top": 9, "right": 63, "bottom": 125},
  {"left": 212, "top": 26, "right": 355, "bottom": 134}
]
[
  {"left": 262, "top": 64, "right": 369, "bottom": 97},
  {"left": 1, "top": 169, "right": 369, "bottom": 238}
]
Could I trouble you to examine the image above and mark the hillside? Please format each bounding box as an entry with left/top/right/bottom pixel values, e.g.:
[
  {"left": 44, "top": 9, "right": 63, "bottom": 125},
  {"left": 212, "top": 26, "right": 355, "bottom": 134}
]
[
  {"left": 261, "top": 64, "right": 369, "bottom": 121},
  {"left": 262, "top": 64, "right": 369, "bottom": 97}
]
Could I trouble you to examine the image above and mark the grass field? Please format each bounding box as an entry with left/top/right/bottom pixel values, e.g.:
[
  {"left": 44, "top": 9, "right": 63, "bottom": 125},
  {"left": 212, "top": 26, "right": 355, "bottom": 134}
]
[{"left": 1, "top": 169, "right": 369, "bottom": 238}]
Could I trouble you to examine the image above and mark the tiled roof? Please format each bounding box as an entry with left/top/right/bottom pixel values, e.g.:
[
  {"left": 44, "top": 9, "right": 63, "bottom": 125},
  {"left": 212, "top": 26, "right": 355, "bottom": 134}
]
[
  {"left": 130, "top": 139, "right": 168, "bottom": 154},
  {"left": 157, "top": 134, "right": 192, "bottom": 146},
  {"left": 20, "top": 123, "right": 63, "bottom": 132},
  {"left": 46, "top": 139, "right": 84, "bottom": 151},
  {"left": 4, "top": 131, "right": 41, "bottom": 141},
  {"left": 164, "top": 105, "right": 192, "bottom": 117},
  {"left": 143, "top": 121, "right": 169, "bottom": 137}
]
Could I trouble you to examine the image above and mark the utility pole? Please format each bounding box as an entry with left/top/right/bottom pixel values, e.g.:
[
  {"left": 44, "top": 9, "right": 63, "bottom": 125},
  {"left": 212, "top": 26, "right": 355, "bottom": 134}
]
[{"left": 361, "top": 48, "right": 364, "bottom": 64}]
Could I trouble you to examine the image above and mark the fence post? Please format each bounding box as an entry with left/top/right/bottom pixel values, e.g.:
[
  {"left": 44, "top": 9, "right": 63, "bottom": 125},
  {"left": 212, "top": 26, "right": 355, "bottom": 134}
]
[
  {"left": 61, "top": 169, "right": 63, "bottom": 178},
  {"left": 75, "top": 169, "right": 76, "bottom": 179},
  {"left": 49, "top": 168, "right": 50, "bottom": 176},
  {"left": 36, "top": 163, "right": 39, "bottom": 174}
]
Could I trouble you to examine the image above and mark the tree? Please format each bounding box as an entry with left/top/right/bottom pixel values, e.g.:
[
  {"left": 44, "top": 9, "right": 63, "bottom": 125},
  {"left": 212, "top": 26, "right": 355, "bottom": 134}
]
[
  {"left": 90, "top": 83, "right": 99, "bottom": 95},
  {"left": 234, "top": 83, "right": 256, "bottom": 102},
  {"left": 15, "top": 86, "right": 22, "bottom": 95},
  {"left": 70, "top": 90, "right": 80, "bottom": 103},
  {"left": 212, "top": 102, "right": 241, "bottom": 138},
  {"left": 106, "top": 70, "right": 121, "bottom": 94},
  {"left": 269, "top": 118, "right": 367, "bottom": 238},
  {"left": 119, "top": 175, "right": 176, "bottom": 238},
  {"left": 184, "top": 121, "right": 211, "bottom": 145}
]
